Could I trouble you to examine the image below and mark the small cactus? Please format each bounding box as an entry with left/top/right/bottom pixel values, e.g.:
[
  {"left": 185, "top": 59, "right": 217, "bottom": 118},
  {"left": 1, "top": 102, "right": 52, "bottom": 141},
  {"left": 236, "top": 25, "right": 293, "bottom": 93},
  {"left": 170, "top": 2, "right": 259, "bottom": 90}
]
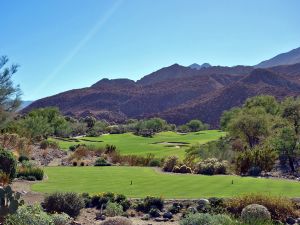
[{"left": 0, "top": 185, "right": 22, "bottom": 222}]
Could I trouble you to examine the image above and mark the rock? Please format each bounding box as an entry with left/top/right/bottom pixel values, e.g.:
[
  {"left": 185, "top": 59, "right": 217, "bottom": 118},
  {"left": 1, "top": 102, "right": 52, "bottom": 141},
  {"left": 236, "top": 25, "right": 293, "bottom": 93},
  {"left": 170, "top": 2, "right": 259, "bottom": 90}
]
[
  {"left": 154, "top": 218, "right": 165, "bottom": 222},
  {"left": 95, "top": 213, "right": 106, "bottom": 221},
  {"left": 163, "top": 212, "right": 173, "bottom": 219},
  {"left": 198, "top": 198, "right": 210, "bottom": 206},
  {"left": 286, "top": 217, "right": 296, "bottom": 224},
  {"left": 141, "top": 214, "right": 150, "bottom": 220},
  {"left": 71, "top": 221, "right": 81, "bottom": 225},
  {"left": 187, "top": 207, "right": 197, "bottom": 214}
]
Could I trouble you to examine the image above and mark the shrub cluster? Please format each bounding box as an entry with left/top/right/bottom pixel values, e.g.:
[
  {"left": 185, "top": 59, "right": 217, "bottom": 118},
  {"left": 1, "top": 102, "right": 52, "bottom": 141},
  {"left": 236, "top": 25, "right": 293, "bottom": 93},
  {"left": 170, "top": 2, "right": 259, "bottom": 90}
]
[
  {"left": 94, "top": 157, "right": 111, "bottom": 166},
  {"left": 162, "top": 155, "right": 179, "bottom": 172},
  {"left": 173, "top": 165, "right": 192, "bottom": 173},
  {"left": 135, "top": 196, "right": 164, "bottom": 213},
  {"left": 40, "top": 139, "right": 59, "bottom": 150},
  {"left": 111, "top": 152, "right": 157, "bottom": 167},
  {"left": 225, "top": 193, "right": 298, "bottom": 221},
  {"left": 17, "top": 167, "right": 44, "bottom": 181},
  {"left": 105, "top": 202, "right": 123, "bottom": 217},
  {"left": 87, "top": 192, "right": 130, "bottom": 211},
  {"left": 195, "top": 158, "right": 227, "bottom": 175},
  {"left": 180, "top": 213, "right": 233, "bottom": 225},
  {"left": 43, "top": 192, "right": 85, "bottom": 217},
  {"left": 4, "top": 204, "right": 71, "bottom": 225}
]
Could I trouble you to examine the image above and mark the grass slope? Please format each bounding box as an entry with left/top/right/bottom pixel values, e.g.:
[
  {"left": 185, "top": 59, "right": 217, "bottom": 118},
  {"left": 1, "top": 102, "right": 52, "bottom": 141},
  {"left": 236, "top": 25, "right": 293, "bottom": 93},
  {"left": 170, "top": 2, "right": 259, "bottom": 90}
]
[
  {"left": 32, "top": 167, "right": 300, "bottom": 198},
  {"left": 51, "top": 130, "right": 225, "bottom": 158}
]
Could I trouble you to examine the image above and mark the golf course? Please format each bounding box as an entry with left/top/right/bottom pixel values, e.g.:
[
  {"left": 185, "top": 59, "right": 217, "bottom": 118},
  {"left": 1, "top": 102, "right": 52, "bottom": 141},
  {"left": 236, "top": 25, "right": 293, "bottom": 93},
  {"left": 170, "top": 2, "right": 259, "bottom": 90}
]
[
  {"left": 51, "top": 130, "right": 225, "bottom": 158},
  {"left": 32, "top": 166, "right": 300, "bottom": 198}
]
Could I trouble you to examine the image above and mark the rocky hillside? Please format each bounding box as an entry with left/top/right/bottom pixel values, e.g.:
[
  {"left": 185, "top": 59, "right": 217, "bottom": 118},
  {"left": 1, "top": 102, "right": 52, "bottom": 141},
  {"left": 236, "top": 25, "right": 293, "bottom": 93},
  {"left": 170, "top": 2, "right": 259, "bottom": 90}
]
[
  {"left": 256, "top": 47, "right": 300, "bottom": 68},
  {"left": 24, "top": 48, "right": 300, "bottom": 127}
]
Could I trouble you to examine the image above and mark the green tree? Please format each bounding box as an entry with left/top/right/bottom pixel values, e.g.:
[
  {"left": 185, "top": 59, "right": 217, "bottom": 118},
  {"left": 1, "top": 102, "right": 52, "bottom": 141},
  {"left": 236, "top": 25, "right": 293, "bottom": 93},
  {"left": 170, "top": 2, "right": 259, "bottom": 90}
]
[
  {"left": 244, "top": 95, "right": 280, "bottom": 116},
  {"left": 282, "top": 97, "right": 300, "bottom": 135},
  {"left": 20, "top": 116, "right": 53, "bottom": 140},
  {"left": 272, "top": 127, "right": 299, "bottom": 172},
  {"left": 227, "top": 108, "right": 271, "bottom": 148},
  {"left": 186, "top": 119, "right": 207, "bottom": 132},
  {"left": 0, "top": 56, "right": 21, "bottom": 130}
]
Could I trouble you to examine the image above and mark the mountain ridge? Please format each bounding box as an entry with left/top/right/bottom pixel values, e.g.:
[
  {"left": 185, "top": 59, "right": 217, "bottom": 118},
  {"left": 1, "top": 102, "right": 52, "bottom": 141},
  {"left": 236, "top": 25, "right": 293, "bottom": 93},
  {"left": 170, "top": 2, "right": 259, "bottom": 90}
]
[{"left": 23, "top": 48, "right": 300, "bottom": 127}]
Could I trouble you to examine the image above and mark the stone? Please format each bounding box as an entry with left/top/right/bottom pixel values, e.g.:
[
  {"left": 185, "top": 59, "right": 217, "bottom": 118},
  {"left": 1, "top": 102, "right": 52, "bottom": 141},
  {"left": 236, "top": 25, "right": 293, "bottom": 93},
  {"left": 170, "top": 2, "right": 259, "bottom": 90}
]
[
  {"left": 198, "top": 198, "right": 210, "bottom": 206},
  {"left": 286, "top": 217, "right": 296, "bottom": 224},
  {"left": 154, "top": 218, "right": 165, "bottom": 222},
  {"left": 163, "top": 212, "right": 173, "bottom": 219},
  {"left": 141, "top": 214, "right": 150, "bottom": 221},
  {"left": 95, "top": 213, "right": 106, "bottom": 221}
]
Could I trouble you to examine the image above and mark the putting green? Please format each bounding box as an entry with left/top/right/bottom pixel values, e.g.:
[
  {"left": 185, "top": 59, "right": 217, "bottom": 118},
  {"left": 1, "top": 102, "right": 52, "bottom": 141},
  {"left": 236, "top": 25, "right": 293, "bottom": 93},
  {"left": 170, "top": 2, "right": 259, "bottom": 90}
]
[
  {"left": 51, "top": 130, "right": 225, "bottom": 158},
  {"left": 32, "top": 166, "right": 300, "bottom": 198}
]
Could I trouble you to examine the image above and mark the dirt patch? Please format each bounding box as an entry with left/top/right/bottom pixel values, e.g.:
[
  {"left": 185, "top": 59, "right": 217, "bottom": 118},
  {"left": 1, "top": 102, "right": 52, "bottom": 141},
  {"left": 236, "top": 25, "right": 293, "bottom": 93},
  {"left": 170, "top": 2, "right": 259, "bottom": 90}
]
[{"left": 12, "top": 180, "right": 44, "bottom": 205}]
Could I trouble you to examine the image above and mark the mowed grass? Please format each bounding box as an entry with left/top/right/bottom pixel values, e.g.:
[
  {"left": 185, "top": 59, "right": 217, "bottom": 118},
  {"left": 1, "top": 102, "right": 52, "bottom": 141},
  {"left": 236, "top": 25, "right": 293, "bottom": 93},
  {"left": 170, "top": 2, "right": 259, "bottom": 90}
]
[
  {"left": 51, "top": 130, "right": 225, "bottom": 158},
  {"left": 32, "top": 167, "right": 300, "bottom": 198}
]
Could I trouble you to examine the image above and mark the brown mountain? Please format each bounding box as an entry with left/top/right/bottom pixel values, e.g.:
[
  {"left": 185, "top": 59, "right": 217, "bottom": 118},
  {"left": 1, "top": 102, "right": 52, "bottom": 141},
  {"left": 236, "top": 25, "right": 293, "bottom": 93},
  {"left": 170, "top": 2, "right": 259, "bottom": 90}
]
[
  {"left": 24, "top": 60, "right": 300, "bottom": 127},
  {"left": 256, "top": 47, "right": 300, "bottom": 68},
  {"left": 155, "top": 67, "right": 300, "bottom": 127}
]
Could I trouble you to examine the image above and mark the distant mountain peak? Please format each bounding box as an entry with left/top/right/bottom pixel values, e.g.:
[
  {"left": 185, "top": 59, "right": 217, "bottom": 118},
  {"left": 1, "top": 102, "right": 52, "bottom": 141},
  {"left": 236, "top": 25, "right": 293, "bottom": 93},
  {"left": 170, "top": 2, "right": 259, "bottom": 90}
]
[
  {"left": 189, "top": 63, "right": 212, "bottom": 70},
  {"left": 91, "top": 78, "right": 136, "bottom": 88},
  {"left": 256, "top": 47, "right": 300, "bottom": 68}
]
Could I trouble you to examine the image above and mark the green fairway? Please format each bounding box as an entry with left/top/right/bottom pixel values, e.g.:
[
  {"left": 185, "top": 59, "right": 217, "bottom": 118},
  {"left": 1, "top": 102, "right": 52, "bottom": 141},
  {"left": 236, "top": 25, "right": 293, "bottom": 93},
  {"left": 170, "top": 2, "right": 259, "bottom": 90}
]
[
  {"left": 51, "top": 130, "right": 225, "bottom": 158},
  {"left": 32, "top": 167, "right": 300, "bottom": 198}
]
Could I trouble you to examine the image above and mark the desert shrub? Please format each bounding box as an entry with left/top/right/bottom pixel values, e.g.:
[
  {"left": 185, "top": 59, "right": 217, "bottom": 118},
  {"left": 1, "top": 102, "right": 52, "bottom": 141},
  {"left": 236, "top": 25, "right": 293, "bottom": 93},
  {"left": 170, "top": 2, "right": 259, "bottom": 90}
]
[
  {"left": 17, "top": 167, "right": 44, "bottom": 180},
  {"left": 163, "top": 155, "right": 179, "bottom": 172},
  {"left": 195, "top": 158, "right": 228, "bottom": 175},
  {"left": 110, "top": 152, "right": 155, "bottom": 166},
  {"left": 4, "top": 204, "right": 53, "bottom": 225},
  {"left": 172, "top": 165, "right": 180, "bottom": 173},
  {"left": 26, "top": 176, "right": 36, "bottom": 181},
  {"left": 115, "top": 194, "right": 131, "bottom": 211},
  {"left": 180, "top": 213, "right": 233, "bottom": 225},
  {"left": 91, "top": 192, "right": 116, "bottom": 209},
  {"left": 235, "top": 147, "right": 276, "bottom": 175},
  {"left": 105, "top": 144, "right": 117, "bottom": 154},
  {"left": 225, "top": 193, "right": 297, "bottom": 220},
  {"left": 172, "top": 165, "right": 192, "bottom": 173},
  {"left": 90, "top": 192, "right": 130, "bottom": 211},
  {"left": 148, "top": 158, "right": 161, "bottom": 167},
  {"left": 105, "top": 202, "right": 123, "bottom": 217},
  {"left": 43, "top": 192, "right": 84, "bottom": 217},
  {"left": 179, "top": 165, "right": 192, "bottom": 173},
  {"left": 100, "top": 216, "right": 132, "bottom": 225},
  {"left": 0, "top": 148, "right": 17, "bottom": 180},
  {"left": 69, "top": 145, "right": 76, "bottom": 151},
  {"left": 40, "top": 140, "right": 59, "bottom": 150},
  {"left": 81, "top": 193, "right": 92, "bottom": 208},
  {"left": 241, "top": 204, "right": 271, "bottom": 224},
  {"left": 94, "top": 157, "right": 111, "bottom": 166},
  {"left": 137, "top": 196, "right": 164, "bottom": 213},
  {"left": 18, "top": 155, "right": 29, "bottom": 162},
  {"left": 51, "top": 213, "right": 71, "bottom": 225}
]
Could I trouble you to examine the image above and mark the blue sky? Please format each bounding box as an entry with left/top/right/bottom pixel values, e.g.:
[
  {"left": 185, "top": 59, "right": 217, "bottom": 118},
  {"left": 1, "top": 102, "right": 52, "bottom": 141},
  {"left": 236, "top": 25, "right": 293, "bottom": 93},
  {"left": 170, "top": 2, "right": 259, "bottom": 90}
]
[{"left": 1, "top": 0, "right": 300, "bottom": 100}]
